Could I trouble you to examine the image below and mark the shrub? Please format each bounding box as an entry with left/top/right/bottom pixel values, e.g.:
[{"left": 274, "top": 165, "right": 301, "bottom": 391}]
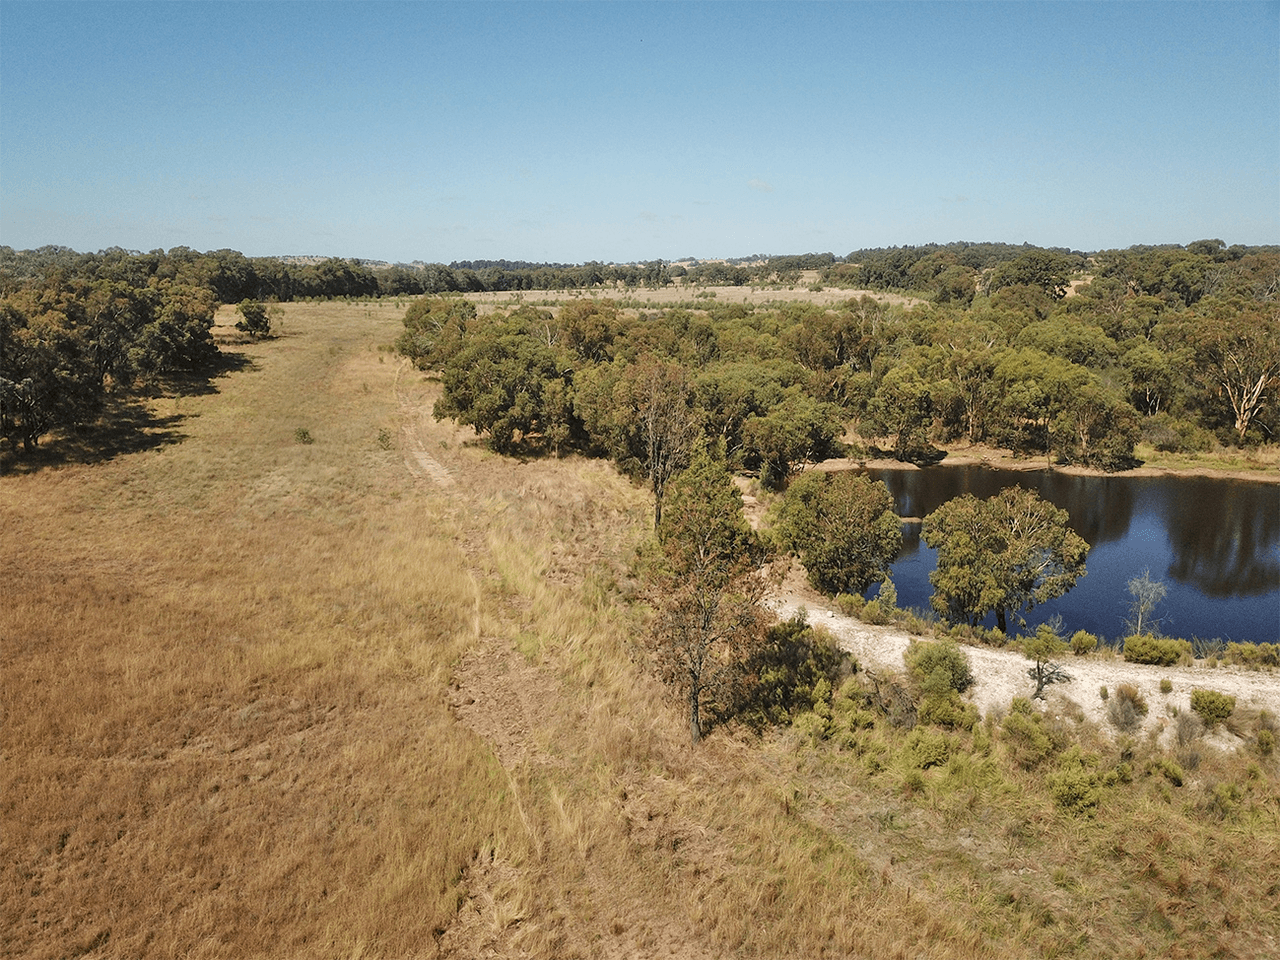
[
  {"left": 1108, "top": 683, "right": 1148, "bottom": 733},
  {"left": 834, "top": 593, "right": 864, "bottom": 617},
  {"left": 1147, "top": 757, "right": 1184, "bottom": 787},
  {"left": 294, "top": 427, "right": 314, "bottom": 445},
  {"left": 1070, "top": 630, "right": 1098, "bottom": 656},
  {"left": 1189, "top": 689, "right": 1236, "bottom": 728},
  {"left": 1049, "top": 749, "right": 1102, "bottom": 815},
  {"left": 904, "top": 638, "right": 974, "bottom": 696},
  {"left": 1123, "top": 633, "right": 1191, "bottom": 666},
  {"left": 1257, "top": 729, "right": 1276, "bottom": 757},
  {"left": 1222, "top": 641, "right": 1280, "bottom": 668},
  {"left": 740, "top": 615, "right": 851, "bottom": 730},
  {"left": 1160, "top": 678, "right": 1173, "bottom": 694},
  {"left": 1099, "top": 685, "right": 1108, "bottom": 700},
  {"left": 1001, "top": 699, "right": 1053, "bottom": 770},
  {"left": 906, "top": 728, "right": 951, "bottom": 769},
  {"left": 917, "top": 692, "right": 980, "bottom": 732},
  {"left": 1175, "top": 710, "right": 1204, "bottom": 746}
]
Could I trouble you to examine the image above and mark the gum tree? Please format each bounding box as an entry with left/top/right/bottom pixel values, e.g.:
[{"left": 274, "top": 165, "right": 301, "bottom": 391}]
[
  {"left": 649, "top": 448, "right": 771, "bottom": 744},
  {"left": 922, "top": 487, "right": 1089, "bottom": 632}
]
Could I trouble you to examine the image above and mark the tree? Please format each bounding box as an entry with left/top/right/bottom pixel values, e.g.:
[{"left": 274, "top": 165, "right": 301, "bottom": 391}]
[
  {"left": 433, "top": 319, "right": 571, "bottom": 455},
  {"left": 872, "top": 363, "right": 935, "bottom": 462},
  {"left": 1023, "top": 618, "right": 1072, "bottom": 700},
  {"left": 235, "top": 299, "right": 270, "bottom": 339},
  {"left": 741, "top": 392, "right": 845, "bottom": 487},
  {"left": 1181, "top": 301, "right": 1279, "bottom": 442},
  {"left": 922, "top": 488, "right": 1089, "bottom": 632},
  {"left": 648, "top": 449, "right": 772, "bottom": 744},
  {"left": 397, "top": 296, "right": 476, "bottom": 370},
  {"left": 775, "top": 471, "right": 902, "bottom": 596},
  {"left": 984, "top": 249, "right": 1082, "bottom": 300},
  {"left": 631, "top": 360, "right": 700, "bottom": 528},
  {"left": 1124, "top": 569, "right": 1167, "bottom": 636}
]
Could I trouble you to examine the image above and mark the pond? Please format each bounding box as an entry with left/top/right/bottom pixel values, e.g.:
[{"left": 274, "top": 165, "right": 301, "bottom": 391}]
[{"left": 851, "top": 465, "right": 1280, "bottom": 643}]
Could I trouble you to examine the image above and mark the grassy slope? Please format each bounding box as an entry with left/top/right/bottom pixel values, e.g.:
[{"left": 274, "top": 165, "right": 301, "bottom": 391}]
[{"left": 2, "top": 302, "right": 1276, "bottom": 959}]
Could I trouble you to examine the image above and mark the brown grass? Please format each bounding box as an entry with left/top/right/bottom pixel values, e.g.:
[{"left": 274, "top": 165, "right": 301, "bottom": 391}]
[{"left": 3, "top": 300, "right": 1277, "bottom": 960}]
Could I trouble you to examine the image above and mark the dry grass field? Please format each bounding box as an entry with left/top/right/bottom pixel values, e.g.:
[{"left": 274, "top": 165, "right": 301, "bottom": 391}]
[{"left": 3, "top": 300, "right": 1277, "bottom": 959}]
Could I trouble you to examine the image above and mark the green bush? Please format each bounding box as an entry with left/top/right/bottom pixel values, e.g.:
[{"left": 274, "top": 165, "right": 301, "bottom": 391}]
[
  {"left": 1256, "top": 729, "right": 1275, "bottom": 757},
  {"left": 906, "top": 728, "right": 951, "bottom": 769},
  {"left": 1189, "top": 689, "right": 1236, "bottom": 728},
  {"left": 1049, "top": 748, "right": 1102, "bottom": 815},
  {"left": 1147, "top": 757, "right": 1184, "bottom": 787},
  {"left": 904, "top": 638, "right": 974, "bottom": 695},
  {"left": 740, "top": 615, "right": 851, "bottom": 730},
  {"left": 1001, "top": 699, "right": 1054, "bottom": 770},
  {"left": 834, "top": 593, "right": 864, "bottom": 617},
  {"left": 1070, "top": 630, "right": 1098, "bottom": 656},
  {"left": 1123, "top": 633, "right": 1191, "bottom": 666},
  {"left": 1222, "top": 641, "right": 1280, "bottom": 668},
  {"left": 1160, "top": 678, "right": 1173, "bottom": 694},
  {"left": 917, "top": 692, "right": 980, "bottom": 732}
]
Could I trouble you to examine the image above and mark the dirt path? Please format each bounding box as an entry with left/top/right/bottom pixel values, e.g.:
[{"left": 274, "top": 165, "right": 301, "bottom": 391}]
[{"left": 769, "top": 588, "right": 1279, "bottom": 749}]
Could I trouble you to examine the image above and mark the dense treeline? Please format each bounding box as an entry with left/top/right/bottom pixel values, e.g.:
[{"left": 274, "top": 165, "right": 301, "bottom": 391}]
[
  {"left": 413, "top": 240, "right": 1279, "bottom": 498},
  {"left": 6, "top": 239, "right": 1277, "bottom": 466},
  {"left": 1, "top": 262, "right": 221, "bottom": 457}
]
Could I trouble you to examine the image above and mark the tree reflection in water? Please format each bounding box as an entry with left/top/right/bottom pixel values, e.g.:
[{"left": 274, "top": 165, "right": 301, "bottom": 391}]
[{"left": 851, "top": 465, "right": 1279, "bottom": 642}]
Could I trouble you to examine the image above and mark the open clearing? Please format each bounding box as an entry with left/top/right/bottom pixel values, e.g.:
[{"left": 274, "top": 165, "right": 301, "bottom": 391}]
[{"left": 3, "top": 300, "right": 1277, "bottom": 959}]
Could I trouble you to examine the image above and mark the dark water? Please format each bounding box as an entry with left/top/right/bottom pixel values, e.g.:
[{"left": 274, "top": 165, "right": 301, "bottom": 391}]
[{"left": 853, "top": 465, "right": 1280, "bottom": 643}]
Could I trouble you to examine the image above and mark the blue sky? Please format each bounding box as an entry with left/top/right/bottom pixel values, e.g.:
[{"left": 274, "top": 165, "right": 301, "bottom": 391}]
[{"left": 1, "top": 1, "right": 1276, "bottom": 263}]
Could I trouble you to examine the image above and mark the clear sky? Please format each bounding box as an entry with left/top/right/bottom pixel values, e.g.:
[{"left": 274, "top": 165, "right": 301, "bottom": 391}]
[{"left": 1, "top": 1, "right": 1276, "bottom": 263}]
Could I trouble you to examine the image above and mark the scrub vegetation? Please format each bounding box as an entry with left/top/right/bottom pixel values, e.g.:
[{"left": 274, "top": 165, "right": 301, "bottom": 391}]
[{"left": 3, "top": 245, "right": 1279, "bottom": 959}]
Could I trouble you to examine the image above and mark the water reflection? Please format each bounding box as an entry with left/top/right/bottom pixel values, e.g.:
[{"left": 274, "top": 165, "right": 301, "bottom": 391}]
[
  {"left": 867, "top": 465, "right": 1137, "bottom": 545},
  {"left": 850, "top": 465, "right": 1280, "bottom": 641},
  {"left": 1161, "top": 477, "right": 1280, "bottom": 598}
]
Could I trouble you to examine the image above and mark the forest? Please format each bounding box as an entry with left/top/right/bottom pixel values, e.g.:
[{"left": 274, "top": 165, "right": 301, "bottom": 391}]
[{"left": 3, "top": 239, "right": 1278, "bottom": 470}]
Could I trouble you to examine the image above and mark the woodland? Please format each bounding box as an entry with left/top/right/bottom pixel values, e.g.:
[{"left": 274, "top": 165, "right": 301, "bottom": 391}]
[{"left": 5, "top": 239, "right": 1278, "bottom": 472}]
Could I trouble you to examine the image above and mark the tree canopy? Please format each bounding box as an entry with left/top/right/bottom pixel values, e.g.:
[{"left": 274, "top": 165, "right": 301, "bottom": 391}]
[{"left": 921, "top": 488, "right": 1089, "bottom": 632}]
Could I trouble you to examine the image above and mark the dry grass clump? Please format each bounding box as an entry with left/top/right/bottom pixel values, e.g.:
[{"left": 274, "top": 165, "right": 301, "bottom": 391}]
[{"left": 1107, "top": 683, "right": 1149, "bottom": 733}]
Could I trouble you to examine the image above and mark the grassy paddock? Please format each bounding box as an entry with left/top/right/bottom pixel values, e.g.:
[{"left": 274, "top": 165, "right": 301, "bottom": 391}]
[{"left": 3, "top": 301, "right": 1276, "bottom": 959}]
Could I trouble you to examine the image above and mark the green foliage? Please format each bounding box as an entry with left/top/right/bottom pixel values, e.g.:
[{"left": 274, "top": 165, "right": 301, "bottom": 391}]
[
  {"left": 1022, "top": 620, "right": 1071, "bottom": 700},
  {"left": 741, "top": 393, "right": 845, "bottom": 487},
  {"left": 1189, "top": 689, "right": 1236, "bottom": 728},
  {"left": 234, "top": 299, "right": 270, "bottom": 338},
  {"left": 1221, "top": 641, "right": 1280, "bottom": 668},
  {"left": 775, "top": 471, "right": 902, "bottom": 596},
  {"left": 1160, "top": 678, "right": 1173, "bottom": 694},
  {"left": 293, "top": 427, "right": 314, "bottom": 445},
  {"left": 1048, "top": 747, "right": 1103, "bottom": 815},
  {"left": 1257, "top": 729, "right": 1276, "bottom": 757},
  {"left": 1123, "top": 634, "right": 1192, "bottom": 666},
  {"left": 434, "top": 315, "right": 573, "bottom": 456},
  {"left": 1147, "top": 757, "right": 1185, "bottom": 787},
  {"left": 1000, "top": 699, "right": 1054, "bottom": 770},
  {"left": 921, "top": 488, "right": 1088, "bottom": 632},
  {"left": 739, "top": 614, "right": 853, "bottom": 730},
  {"left": 917, "top": 692, "right": 979, "bottom": 732},
  {"left": 984, "top": 249, "right": 1083, "bottom": 300},
  {"left": 860, "top": 577, "right": 898, "bottom": 625},
  {"left": 1070, "top": 630, "right": 1098, "bottom": 656},
  {"left": 906, "top": 728, "right": 952, "bottom": 769},
  {"left": 396, "top": 296, "right": 477, "bottom": 369},
  {"left": 904, "top": 639, "right": 975, "bottom": 696}
]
